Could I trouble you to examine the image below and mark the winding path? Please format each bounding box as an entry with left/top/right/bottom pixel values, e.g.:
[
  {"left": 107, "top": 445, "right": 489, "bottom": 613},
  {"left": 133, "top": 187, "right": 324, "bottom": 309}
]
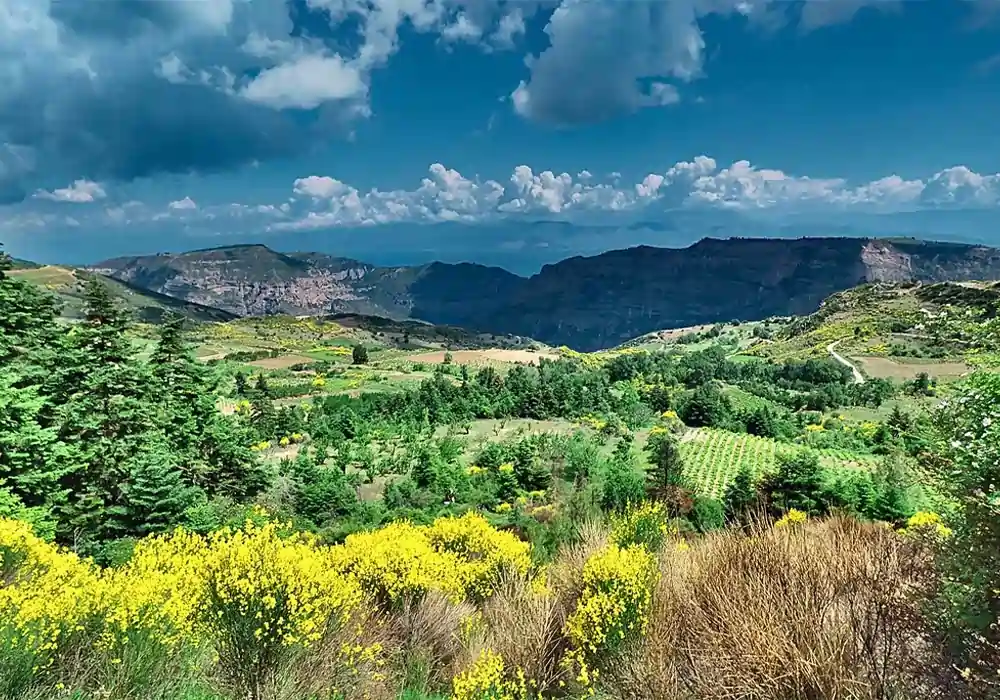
[{"left": 827, "top": 340, "right": 865, "bottom": 384}]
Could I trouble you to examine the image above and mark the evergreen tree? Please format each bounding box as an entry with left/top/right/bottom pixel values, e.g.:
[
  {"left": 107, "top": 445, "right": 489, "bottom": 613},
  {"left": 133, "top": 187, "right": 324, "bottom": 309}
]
[
  {"left": 234, "top": 370, "right": 249, "bottom": 397},
  {"left": 352, "top": 345, "right": 369, "bottom": 365},
  {"left": 762, "top": 451, "right": 828, "bottom": 516},
  {"left": 54, "top": 280, "right": 155, "bottom": 543},
  {"left": 121, "top": 442, "right": 196, "bottom": 537},
  {"left": 723, "top": 465, "right": 758, "bottom": 525},
  {"left": 645, "top": 430, "right": 686, "bottom": 496},
  {"left": 869, "top": 454, "right": 913, "bottom": 524}
]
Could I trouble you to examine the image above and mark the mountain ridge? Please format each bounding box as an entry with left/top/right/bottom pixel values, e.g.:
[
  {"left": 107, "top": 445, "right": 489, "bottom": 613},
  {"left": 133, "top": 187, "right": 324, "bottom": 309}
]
[{"left": 90, "top": 236, "right": 1000, "bottom": 350}]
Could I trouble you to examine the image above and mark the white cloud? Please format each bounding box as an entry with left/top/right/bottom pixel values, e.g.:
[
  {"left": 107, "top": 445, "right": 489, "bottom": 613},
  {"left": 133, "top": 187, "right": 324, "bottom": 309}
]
[
  {"left": 10, "top": 156, "right": 1000, "bottom": 238},
  {"left": 920, "top": 166, "right": 1000, "bottom": 207},
  {"left": 273, "top": 157, "right": 1000, "bottom": 230},
  {"left": 35, "top": 179, "right": 106, "bottom": 203},
  {"left": 0, "top": 0, "right": 989, "bottom": 202},
  {"left": 240, "top": 53, "right": 368, "bottom": 110},
  {"left": 168, "top": 197, "right": 198, "bottom": 210}
]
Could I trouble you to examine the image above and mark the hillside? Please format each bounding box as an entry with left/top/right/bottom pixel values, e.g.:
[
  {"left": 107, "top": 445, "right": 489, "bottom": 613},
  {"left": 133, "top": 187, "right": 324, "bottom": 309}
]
[
  {"left": 92, "top": 237, "right": 1000, "bottom": 350},
  {"left": 8, "top": 264, "right": 238, "bottom": 323}
]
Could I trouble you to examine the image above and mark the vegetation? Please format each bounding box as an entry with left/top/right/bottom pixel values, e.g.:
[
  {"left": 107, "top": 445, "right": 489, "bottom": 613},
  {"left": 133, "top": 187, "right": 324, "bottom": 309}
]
[{"left": 2, "top": 247, "right": 999, "bottom": 699}]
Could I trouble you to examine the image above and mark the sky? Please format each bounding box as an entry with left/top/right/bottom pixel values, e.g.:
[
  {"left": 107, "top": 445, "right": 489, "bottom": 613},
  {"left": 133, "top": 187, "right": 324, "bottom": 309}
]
[{"left": 4, "top": 0, "right": 1000, "bottom": 271}]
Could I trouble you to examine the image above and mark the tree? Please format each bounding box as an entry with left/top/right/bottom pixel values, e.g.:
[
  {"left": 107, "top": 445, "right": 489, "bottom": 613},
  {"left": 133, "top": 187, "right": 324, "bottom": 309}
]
[
  {"left": 929, "top": 371, "right": 1000, "bottom": 691},
  {"left": 121, "top": 442, "right": 196, "bottom": 537},
  {"left": 723, "top": 465, "right": 758, "bottom": 525},
  {"left": 679, "top": 383, "right": 731, "bottom": 427},
  {"left": 599, "top": 460, "right": 645, "bottom": 514},
  {"left": 352, "top": 344, "right": 369, "bottom": 365},
  {"left": 745, "top": 405, "right": 779, "bottom": 438},
  {"left": 762, "top": 451, "right": 828, "bottom": 516},
  {"left": 645, "top": 430, "right": 686, "bottom": 497},
  {"left": 234, "top": 371, "right": 249, "bottom": 397}
]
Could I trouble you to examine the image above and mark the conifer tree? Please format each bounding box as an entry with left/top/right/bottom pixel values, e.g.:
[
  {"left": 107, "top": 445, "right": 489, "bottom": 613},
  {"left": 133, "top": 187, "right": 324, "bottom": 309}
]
[
  {"left": 762, "top": 451, "right": 828, "bottom": 516},
  {"left": 723, "top": 465, "right": 758, "bottom": 525},
  {"left": 121, "top": 441, "right": 196, "bottom": 537},
  {"left": 645, "top": 430, "right": 686, "bottom": 495}
]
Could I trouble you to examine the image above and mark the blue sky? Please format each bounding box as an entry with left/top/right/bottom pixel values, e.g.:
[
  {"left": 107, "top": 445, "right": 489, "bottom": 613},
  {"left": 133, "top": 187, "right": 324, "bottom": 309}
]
[{"left": 4, "top": 0, "right": 1000, "bottom": 269}]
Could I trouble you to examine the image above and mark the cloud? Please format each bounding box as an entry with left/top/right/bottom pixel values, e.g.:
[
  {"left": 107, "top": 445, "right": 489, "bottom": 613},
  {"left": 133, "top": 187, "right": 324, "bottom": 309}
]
[
  {"left": 240, "top": 53, "right": 368, "bottom": 110},
  {"left": 6, "top": 156, "right": 1000, "bottom": 244},
  {"left": 267, "top": 158, "right": 1000, "bottom": 231},
  {"left": 2, "top": 0, "right": 973, "bottom": 200},
  {"left": 35, "top": 179, "right": 107, "bottom": 203},
  {"left": 168, "top": 197, "right": 198, "bottom": 210}
]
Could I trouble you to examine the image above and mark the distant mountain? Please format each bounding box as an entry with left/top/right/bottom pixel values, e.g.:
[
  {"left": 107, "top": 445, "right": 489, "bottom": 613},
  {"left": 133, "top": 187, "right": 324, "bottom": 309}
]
[{"left": 91, "top": 237, "right": 1000, "bottom": 350}]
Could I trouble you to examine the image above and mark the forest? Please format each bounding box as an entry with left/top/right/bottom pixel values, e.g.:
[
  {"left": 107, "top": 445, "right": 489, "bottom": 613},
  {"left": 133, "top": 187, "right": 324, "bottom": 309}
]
[{"left": 1, "top": 249, "right": 998, "bottom": 700}]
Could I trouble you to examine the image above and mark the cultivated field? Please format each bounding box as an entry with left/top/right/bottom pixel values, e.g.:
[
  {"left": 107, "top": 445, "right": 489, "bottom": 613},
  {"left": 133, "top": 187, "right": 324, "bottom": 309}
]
[
  {"left": 247, "top": 354, "right": 316, "bottom": 370},
  {"left": 407, "top": 348, "right": 559, "bottom": 365},
  {"left": 854, "top": 355, "right": 969, "bottom": 380},
  {"left": 678, "top": 428, "right": 880, "bottom": 499}
]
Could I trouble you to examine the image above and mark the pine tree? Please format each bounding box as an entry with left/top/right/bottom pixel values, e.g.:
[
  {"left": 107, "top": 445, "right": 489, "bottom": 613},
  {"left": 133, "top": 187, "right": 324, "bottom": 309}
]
[
  {"left": 645, "top": 431, "right": 686, "bottom": 495},
  {"left": 52, "top": 279, "right": 155, "bottom": 543},
  {"left": 723, "top": 465, "right": 758, "bottom": 525},
  {"left": 352, "top": 345, "right": 369, "bottom": 365},
  {"left": 762, "top": 451, "right": 828, "bottom": 516},
  {"left": 0, "top": 249, "right": 62, "bottom": 363},
  {"left": 121, "top": 443, "right": 196, "bottom": 537},
  {"left": 234, "top": 371, "right": 249, "bottom": 397}
]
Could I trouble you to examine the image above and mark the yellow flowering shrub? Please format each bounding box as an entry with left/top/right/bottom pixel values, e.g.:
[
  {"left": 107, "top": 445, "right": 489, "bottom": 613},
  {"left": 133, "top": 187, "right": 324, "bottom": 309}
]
[
  {"left": 452, "top": 649, "right": 531, "bottom": 700},
  {"left": 97, "top": 528, "right": 207, "bottom": 653},
  {"left": 331, "top": 521, "right": 465, "bottom": 608},
  {"left": 609, "top": 502, "right": 670, "bottom": 552},
  {"left": 899, "top": 511, "right": 953, "bottom": 540},
  {"left": 199, "top": 521, "right": 362, "bottom": 649},
  {"left": 332, "top": 513, "right": 532, "bottom": 608},
  {"left": 0, "top": 519, "right": 101, "bottom": 674},
  {"left": 424, "top": 512, "right": 532, "bottom": 602},
  {"left": 566, "top": 544, "right": 658, "bottom": 661},
  {"left": 774, "top": 509, "right": 808, "bottom": 528},
  {"left": 0, "top": 513, "right": 539, "bottom": 697}
]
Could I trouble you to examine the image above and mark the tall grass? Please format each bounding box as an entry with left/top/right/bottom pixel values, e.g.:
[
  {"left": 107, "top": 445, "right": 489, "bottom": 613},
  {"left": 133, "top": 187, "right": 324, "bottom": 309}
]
[
  {"left": 606, "top": 516, "right": 954, "bottom": 700},
  {"left": 0, "top": 512, "right": 959, "bottom": 700}
]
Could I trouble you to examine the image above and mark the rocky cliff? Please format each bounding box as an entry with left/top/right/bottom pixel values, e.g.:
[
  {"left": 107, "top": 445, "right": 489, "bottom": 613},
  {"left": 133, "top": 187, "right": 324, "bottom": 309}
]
[{"left": 92, "top": 237, "right": 1000, "bottom": 351}]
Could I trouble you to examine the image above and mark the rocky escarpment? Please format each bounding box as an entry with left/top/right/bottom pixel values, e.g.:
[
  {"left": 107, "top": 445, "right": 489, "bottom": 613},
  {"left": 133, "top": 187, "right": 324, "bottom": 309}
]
[{"left": 92, "top": 237, "right": 1000, "bottom": 351}]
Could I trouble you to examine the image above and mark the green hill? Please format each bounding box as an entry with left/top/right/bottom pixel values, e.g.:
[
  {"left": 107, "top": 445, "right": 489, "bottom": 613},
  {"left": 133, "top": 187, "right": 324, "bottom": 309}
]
[{"left": 8, "top": 265, "right": 237, "bottom": 324}]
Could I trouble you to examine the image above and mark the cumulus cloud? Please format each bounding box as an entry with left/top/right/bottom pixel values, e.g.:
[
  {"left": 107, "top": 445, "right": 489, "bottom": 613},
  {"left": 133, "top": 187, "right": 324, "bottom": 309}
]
[
  {"left": 6, "top": 156, "right": 1000, "bottom": 241},
  {"left": 168, "top": 197, "right": 198, "bottom": 210},
  {"left": 1, "top": 0, "right": 965, "bottom": 201},
  {"left": 240, "top": 53, "right": 368, "bottom": 110},
  {"left": 35, "top": 179, "right": 107, "bottom": 203},
  {"left": 264, "top": 158, "right": 1000, "bottom": 231}
]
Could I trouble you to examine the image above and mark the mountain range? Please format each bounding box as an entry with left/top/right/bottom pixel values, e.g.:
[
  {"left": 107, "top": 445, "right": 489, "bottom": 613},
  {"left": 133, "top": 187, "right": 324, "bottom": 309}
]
[{"left": 85, "top": 236, "right": 1000, "bottom": 351}]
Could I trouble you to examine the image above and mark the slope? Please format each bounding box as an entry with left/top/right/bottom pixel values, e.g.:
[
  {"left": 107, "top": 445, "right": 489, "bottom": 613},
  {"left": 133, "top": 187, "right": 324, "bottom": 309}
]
[{"left": 8, "top": 265, "right": 237, "bottom": 323}]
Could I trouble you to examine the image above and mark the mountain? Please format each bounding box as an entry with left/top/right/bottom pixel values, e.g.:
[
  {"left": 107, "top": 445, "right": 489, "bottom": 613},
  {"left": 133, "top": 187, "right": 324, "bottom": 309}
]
[
  {"left": 8, "top": 264, "right": 237, "bottom": 323},
  {"left": 91, "top": 237, "right": 1000, "bottom": 351}
]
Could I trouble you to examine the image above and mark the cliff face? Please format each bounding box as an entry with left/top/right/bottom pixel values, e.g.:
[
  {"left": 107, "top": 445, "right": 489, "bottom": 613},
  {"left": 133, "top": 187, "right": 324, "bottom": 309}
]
[{"left": 92, "top": 237, "right": 1000, "bottom": 351}]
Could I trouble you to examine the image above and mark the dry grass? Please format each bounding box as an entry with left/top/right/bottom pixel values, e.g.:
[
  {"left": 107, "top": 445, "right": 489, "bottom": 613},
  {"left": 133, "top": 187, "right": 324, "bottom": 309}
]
[
  {"left": 388, "top": 591, "right": 477, "bottom": 692},
  {"left": 606, "top": 516, "right": 951, "bottom": 700},
  {"left": 278, "top": 603, "right": 396, "bottom": 700}
]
